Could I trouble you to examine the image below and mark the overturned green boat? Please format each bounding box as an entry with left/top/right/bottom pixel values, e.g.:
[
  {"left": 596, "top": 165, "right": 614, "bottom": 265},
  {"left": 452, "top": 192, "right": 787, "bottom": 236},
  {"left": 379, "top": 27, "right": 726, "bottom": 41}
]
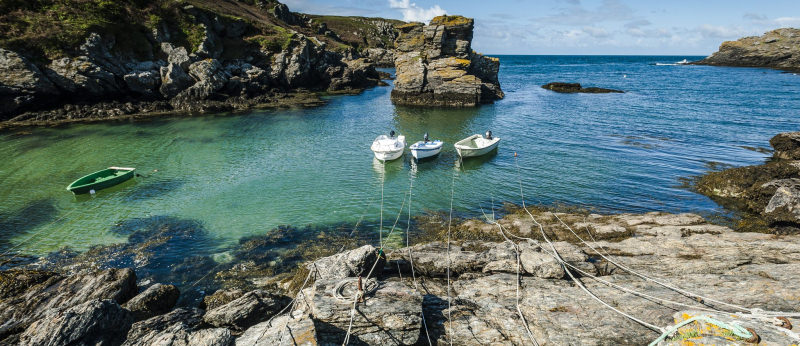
[{"left": 67, "top": 167, "right": 136, "bottom": 194}]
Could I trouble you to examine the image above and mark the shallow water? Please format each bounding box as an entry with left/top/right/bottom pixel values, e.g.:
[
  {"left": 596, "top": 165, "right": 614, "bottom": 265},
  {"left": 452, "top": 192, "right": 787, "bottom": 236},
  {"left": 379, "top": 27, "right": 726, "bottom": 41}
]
[{"left": 1, "top": 56, "right": 799, "bottom": 257}]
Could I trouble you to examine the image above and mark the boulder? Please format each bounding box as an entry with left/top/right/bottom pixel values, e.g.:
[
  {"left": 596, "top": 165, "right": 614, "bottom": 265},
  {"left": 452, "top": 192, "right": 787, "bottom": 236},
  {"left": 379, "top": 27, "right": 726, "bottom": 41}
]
[
  {"left": 162, "top": 43, "right": 192, "bottom": 71},
  {"left": 124, "top": 308, "right": 233, "bottom": 346},
  {"left": 45, "top": 56, "right": 122, "bottom": 97},
  {"left": 391, "top": 16, "right": 503, "bottom": 107},
  {"left": 236, "top": 312, "right": 317, "bottom": 346},
  {"left": 124, "top": 283, "right": 180, "bottom": 320},
  {"left": 299, "top": 279, "right": 422, "bottom": 345},
  {"left": 0, "top": 268, "right": 137, "bottom": 340},
  {"left": 203, "top": 289, "right": 245, "bottom": 310},
  {"left": 363, "top": 48, "right": 395, "bottom": 67},
  {"left": 160, "top": 63, "right": 193, "bottom": 98},
  {"left": 203, "top": 290, "right": 290, "bottom": 330},
  {"left": 19, "top": 299, "right": 133, "bottom": 346},
  {"left": 770, "top": 132, "right": 800, "bottom": 160},
  {"left": 306, "top": 244, "right": 385, "bottom": 281},
  {"left": 174, "top": 59, "right": 230, "bottom": 101},
  {"left": 0, "top": 48, "right": 57, "bottom": 118},
  {"left": 124, "top": 70, "right": 161, "bottom": 96}
]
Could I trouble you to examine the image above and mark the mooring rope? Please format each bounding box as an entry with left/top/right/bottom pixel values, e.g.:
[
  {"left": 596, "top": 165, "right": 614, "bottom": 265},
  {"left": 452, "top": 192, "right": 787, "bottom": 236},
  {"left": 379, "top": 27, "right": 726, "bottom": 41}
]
[
  {"left": 254, "top": 263, "right": 318, "bottom": 344},
  {"left": 479, "top": 205, "right": 540, "bottom": 346},
  {"left": 0, "top": 207, "right": 80, "bottom": 264},
  {"left": 406, "top": 172, "right": 433, "bottom": 346},
  {"left": 549, "top": 207, "right": 800, "bottom": 318},
  {"left": 510, "top": 153, "right": 663, "bottom": 332},
  {"left": 446, "top": 166, "right": 456, "bottom": 346}
]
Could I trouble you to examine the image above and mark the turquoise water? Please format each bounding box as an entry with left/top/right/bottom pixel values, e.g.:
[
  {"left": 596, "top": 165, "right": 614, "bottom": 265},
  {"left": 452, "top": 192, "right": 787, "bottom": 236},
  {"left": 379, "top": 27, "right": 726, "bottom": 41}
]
[{"left": 1, "top": 56, "right": 799, "bottom": 257}]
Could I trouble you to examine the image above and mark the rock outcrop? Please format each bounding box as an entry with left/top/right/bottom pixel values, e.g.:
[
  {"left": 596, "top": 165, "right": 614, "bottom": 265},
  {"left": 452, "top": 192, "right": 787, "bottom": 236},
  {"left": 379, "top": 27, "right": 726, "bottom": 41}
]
[
  {"left": 542, "top": 82, "right": 624, "bottom": 93},
  {"left": 0, "top": 1, "right": 389, "bottom": 125},
  {"left": 391, "top": 15, "right": 503, "bottom": 107},
  {"left": 696, "top": 131, "right": 800, "bottom": 233},
  {"left": 20, "top": 299, "right": 133, "bottom": 346},
  {"left": 3, "top": 208, "right": 800, "bottom": 344},
  {"left": 696, "top": 28, "right": 800, "bottom": 71},
  {"left": 0, "top": 268, "right": 137, "bottom": 340},
  {"left": 124, "top": 283, "right": 180, "bottom": 321}
]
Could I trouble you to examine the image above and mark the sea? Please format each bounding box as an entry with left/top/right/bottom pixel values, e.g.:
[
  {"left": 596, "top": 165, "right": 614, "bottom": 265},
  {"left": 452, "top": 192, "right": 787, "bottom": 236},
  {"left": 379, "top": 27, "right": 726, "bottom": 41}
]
[{"left": 1, "top": 55, "right": 798, "bottom": 260}]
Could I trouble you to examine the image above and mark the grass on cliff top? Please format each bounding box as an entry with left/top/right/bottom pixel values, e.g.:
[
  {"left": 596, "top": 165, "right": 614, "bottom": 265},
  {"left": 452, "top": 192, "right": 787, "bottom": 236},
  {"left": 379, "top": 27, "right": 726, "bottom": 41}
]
[
  {"left": 307, "top": 15, "right": 404, "bottom": 50},
  {"left": 429, "top": 15, "right": 472, "bottom": 26}
]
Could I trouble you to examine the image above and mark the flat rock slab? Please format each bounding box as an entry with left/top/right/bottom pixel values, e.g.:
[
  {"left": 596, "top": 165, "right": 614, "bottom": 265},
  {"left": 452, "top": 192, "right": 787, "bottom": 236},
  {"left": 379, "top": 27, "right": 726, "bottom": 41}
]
[
  {"left": 299, "top": 279, "right": 422, "bottom": 345},
  {"left": 204, "top": 289, "right": 290, "bottom": 331},
  {"left": 236, "top": 312, "right": 317, "bottom": 346}
]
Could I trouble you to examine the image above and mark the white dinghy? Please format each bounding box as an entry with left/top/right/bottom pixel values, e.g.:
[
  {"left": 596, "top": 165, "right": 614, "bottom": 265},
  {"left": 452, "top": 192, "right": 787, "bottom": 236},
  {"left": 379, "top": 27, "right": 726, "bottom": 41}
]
[
  {"left": 409, "top": 133, "right": 443, "bottom": 160},
  {"left": 455, "top": 131, "right": 500, "bottom": 158},
  {"left": 371, "top": 131, "right": 406, "bottom": 161}
]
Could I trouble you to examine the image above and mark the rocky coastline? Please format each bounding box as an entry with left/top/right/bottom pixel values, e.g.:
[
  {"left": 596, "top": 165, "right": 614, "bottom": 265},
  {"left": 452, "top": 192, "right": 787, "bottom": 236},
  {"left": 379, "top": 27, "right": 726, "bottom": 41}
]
[
  {"left": 0, "top": 0, "right": 399, "bottom": 128},
  {"left": 695, "top": 131, "right": 800, "bottom": 234},
  {"left": 695, "top": 28, "right": 800, "bottom": 71},
  {"left": 390, "top": 16, "right": 504, "bottom": 107},
  {"left": 3, "top": 202, "right": 800, "bottom": 345}
]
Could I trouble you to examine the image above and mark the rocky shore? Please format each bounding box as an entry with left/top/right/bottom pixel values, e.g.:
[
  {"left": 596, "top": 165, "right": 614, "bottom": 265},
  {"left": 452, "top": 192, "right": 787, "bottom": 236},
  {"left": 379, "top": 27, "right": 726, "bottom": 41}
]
[
  {"left": 695, "top": 28, "right": 800, "bottom": 71},
  {"left": 696, "top": 131, "right": 800, "bottom": 234},
  {"left": 0, "top": 0, "right": 398, "bottom": 128},
  {"left": 3, "top": 205, "right": 799, "bottom": 345},
  {"left": 391, "top": 16, "right": 503, "bottom": 107}
]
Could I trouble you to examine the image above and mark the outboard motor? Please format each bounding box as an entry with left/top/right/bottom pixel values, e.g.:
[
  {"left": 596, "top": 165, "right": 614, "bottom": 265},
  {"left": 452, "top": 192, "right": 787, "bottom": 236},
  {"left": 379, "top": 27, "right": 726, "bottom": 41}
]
[
  {"left": 423, "top": 132, "right": 429, "bottom": 142},
  {"left": 485, "top": 130, "right": 493, "bottom": 140},
  {"left": 389, "top": 130, "right": 396, "bottom": 138}
]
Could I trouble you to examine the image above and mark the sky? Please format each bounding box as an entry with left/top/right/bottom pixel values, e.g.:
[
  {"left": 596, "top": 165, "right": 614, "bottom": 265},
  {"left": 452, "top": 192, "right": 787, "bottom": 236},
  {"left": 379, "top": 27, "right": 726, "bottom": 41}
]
[{"left": 282, "top": 0, "right": 800, "bottom": 55}]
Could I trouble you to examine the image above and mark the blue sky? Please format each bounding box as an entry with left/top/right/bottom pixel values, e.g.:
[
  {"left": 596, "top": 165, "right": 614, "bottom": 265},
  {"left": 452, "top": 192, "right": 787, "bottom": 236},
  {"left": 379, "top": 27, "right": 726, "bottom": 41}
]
[{"left": 283, "top": 0, "right": 800, "bottom": 55}]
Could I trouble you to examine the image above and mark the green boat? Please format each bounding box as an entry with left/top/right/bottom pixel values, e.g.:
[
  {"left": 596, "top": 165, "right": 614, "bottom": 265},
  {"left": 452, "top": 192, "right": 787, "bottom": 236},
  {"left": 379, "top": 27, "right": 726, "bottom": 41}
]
[{"left": 67, "top": 167, "right": 136, "bottom": 194}]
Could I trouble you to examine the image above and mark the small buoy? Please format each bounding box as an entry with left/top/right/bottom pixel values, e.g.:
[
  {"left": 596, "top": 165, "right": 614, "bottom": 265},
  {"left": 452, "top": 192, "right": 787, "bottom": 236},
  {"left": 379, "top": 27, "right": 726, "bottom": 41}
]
[
  {"left": 514, "top": 152, "right": 518, "bottom": 157},
  {"left": 623, "top": 74, "right": 627, "bottom": 78},
  {"left": 153, "top": 169, "right": 158, "bottom": 172},
  {"left": 89, "top": 189, "right": 96, "bottom": 195}
]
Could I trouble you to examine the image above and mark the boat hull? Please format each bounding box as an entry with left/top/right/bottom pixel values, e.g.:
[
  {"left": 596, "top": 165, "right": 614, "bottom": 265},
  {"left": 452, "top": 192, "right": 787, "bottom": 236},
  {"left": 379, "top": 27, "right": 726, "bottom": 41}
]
[
  {"left": 455, "top": 135, "right": 500, "bottom": 158},
  {"left": 373, "top": 149, "right": 404, "bottom": 161},
  {"left": 67, "top": 167, "right": 135, "bottom": 194},
  {"left": 371, "top": 135, "right": 406, "bottom": 161},
  {"left": 410, "top": 140, "right": 443, "bottom": 160}
]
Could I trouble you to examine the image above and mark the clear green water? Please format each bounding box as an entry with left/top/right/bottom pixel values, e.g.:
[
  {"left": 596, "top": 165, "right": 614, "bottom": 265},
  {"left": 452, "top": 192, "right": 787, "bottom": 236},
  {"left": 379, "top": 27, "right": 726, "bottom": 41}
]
[{"left": 1, "top": 56, "right": 799, "bottom": 258}]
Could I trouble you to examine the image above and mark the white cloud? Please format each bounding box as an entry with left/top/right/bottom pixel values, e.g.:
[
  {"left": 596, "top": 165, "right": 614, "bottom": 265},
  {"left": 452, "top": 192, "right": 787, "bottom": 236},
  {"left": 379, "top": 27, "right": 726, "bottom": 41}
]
[
  {"left": 388, "top": 0, "right": 446, "bottom": 23},
  {"left": 697, "top": 24, "right": 748, "bottom": 38},
  {"left": 582, "top": 26, "right": 610, "bottom": 38},
  {"left": 774, "top": 17, "right": 800, "bottom": 27}
]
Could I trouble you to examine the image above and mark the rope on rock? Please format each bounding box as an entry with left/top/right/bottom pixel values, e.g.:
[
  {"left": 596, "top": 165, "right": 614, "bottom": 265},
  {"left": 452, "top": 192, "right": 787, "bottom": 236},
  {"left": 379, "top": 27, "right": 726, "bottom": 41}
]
[
  {"left": 549, "top": 204, "right": 800, "bottom": 319},
  {"left": 406, "top": 172, "right": 433, "bottom": 346},
  {"left": 647, "top": 315, "right": 755, "bottom": 346},
  {"left": 479, "top": 205, "right": 540, "bottom": 346},
  {"left": 446, "top": 166, "right": 456, "bottom": 346},
  {"left": 511, "top": 154, "right": 663, "bottom": 333},
  {"left": 254, "top": 263, "right": 318, "bottom": 344}
]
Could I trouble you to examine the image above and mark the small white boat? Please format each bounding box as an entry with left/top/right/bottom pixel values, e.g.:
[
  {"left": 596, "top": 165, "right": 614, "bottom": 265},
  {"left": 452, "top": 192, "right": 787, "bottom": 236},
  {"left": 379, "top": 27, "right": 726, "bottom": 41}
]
[
  {"left": 455, "top": 131, "right": 500, "bottom": 158},
  {"left": 676, "top": 59, "right": 690, "bottom": 65},
  {"left": 371, "top": 132, "right": 406, "bottom": 161},
  {"left": 409, "top": 133, "right": 443, "bottom": 160}
]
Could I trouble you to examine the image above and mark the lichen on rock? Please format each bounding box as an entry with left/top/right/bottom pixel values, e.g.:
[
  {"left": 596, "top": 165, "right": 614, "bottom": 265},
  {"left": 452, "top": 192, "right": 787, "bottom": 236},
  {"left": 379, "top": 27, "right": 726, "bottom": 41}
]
[{"left": 391, "top": 15, "right": 503, "bottom": 107}]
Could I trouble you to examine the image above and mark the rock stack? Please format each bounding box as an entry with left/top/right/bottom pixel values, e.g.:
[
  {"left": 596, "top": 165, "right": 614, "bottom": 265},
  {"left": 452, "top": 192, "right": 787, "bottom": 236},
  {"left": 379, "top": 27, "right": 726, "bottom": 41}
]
[{"left": 391, "top": 15, "right": 503, "bottom": 107}]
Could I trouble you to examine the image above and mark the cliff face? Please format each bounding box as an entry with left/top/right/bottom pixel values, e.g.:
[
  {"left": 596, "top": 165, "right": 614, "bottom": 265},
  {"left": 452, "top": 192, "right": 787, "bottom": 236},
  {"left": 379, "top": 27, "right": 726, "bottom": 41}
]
[
  {"left": 697, "top": 28, "right": 800, "bottom": 71},
  {"left": 0, "top": 0, "right": 391, "bottom": 123},
  {"left": 391, "top": 15, "right": 503, "bottom": 107}
]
